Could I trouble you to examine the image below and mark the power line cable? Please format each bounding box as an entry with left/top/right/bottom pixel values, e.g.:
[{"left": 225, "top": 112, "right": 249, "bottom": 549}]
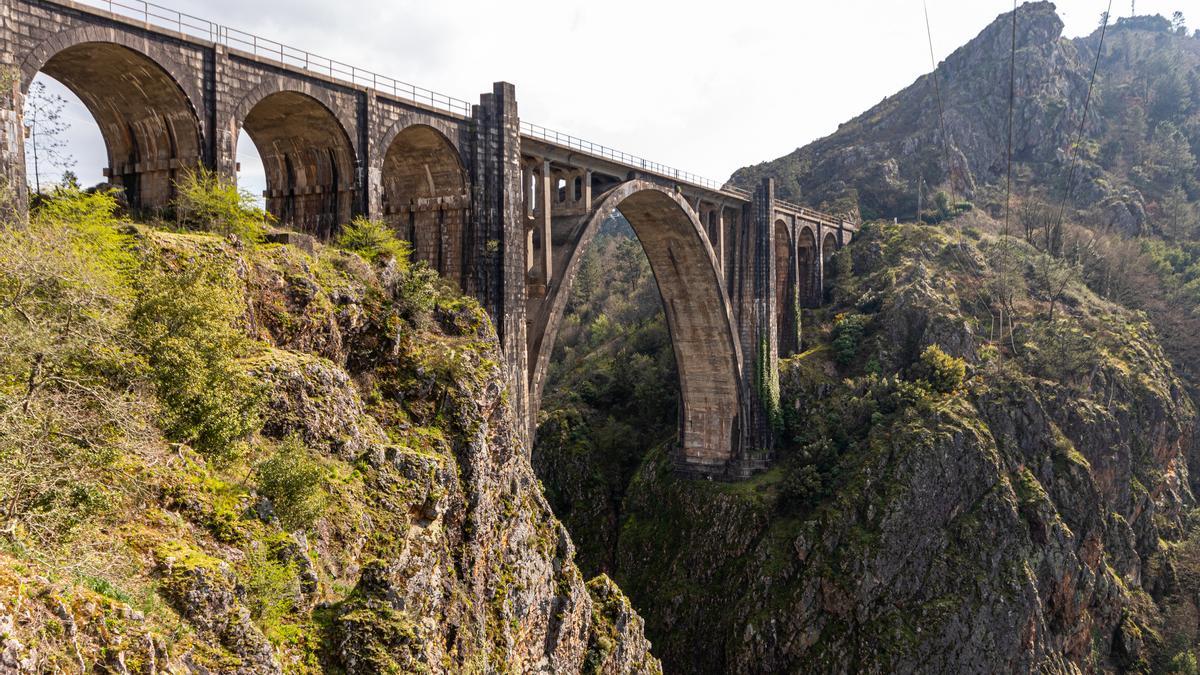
[
  {"left": 997, "top": 0, "right": 1019, "bottom": 366},
  {"left": 924, "top": 0, "right": 956, "bottom": 204},
  {"left": 1052, "top": 0, "right": 1113, "bottom": 235}
]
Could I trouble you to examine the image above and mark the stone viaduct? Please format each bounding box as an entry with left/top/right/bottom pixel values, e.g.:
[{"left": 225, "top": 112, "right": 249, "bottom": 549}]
[{"left": 0, "top": 0, "right": 858, "bottom": 479}]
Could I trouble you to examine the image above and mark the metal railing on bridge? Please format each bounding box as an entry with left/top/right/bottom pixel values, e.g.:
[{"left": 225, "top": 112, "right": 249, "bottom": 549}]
[
  {"left": 520, "top": 121, "right": 743, "bottom": 196},
  {"left": 78, "top": 0, "right": 475, "bottom": 116}
]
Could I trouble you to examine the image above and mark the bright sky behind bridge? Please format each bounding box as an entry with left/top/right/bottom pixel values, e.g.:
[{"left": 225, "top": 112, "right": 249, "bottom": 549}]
[{"left": 30, "top": 0, "right": 1189, "bottom": 200}]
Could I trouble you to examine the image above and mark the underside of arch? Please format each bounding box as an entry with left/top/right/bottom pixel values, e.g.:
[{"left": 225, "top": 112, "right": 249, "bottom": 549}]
[
  {"left": 775, "top": 221, "right": 800, "bottom": 358},
  {"left": 530, "top": 181, "right": 743, "bottom": 474},
  {"left": 37, "top": 42, "right": 201, "bottom": 209},
  {"left": 241, "top": 91, "right": 355, "bottom": 239},
  {"left": 822, "top": 232, "right": 839, "bottom": 298},
  {"left": 798, "top": 227, "right": 818, "bottom": 308},
  {"left": 381, "top": 124, "right": 469, "bottom": 284}
]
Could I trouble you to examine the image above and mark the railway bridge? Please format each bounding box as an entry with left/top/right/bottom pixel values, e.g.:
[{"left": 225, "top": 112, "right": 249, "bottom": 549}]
[{"left": 0, "top": 0, "right": 859, "bottom": 478}]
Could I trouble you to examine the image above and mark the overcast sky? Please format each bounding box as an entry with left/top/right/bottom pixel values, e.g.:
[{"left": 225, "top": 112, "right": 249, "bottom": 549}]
[{"left": 28, "top": 0, "right": 1189, "bottom": 198}]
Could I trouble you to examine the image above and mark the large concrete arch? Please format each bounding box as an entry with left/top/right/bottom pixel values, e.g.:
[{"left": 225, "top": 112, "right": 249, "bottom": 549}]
[
  {"left": 378, "top": 123, "right": 470, "bottom": 285},
  {"left": 237, "top": 90, "right": 357, "bottom": 239},
  {"left": 21, "top": 37, "right": 202, "bottom": 209},
  {"left": 529, "top": 180, "right": 745, "bottom": 473}
]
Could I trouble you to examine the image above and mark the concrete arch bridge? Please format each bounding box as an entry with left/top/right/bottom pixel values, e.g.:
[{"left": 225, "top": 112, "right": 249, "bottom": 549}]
[{"left": 0, "top": 0, "right": 858, "bottom": 478}]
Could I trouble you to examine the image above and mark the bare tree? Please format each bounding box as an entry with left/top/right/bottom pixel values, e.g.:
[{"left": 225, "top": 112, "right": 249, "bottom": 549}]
[
  {"left": 1034, "top": 252, "right": 1076, "bottom": 322},
  {"left": 1019, "top": 197, "right": 1058, "bottom": 251},
  {"left": 23, "top": 80, "right": 74, "bottom": 196}
]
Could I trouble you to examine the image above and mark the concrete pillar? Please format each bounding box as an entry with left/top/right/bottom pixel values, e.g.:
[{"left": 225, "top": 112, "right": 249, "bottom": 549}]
[
  {"left": 212, "top": 44, "right": 239, "bottom": 182},
  {"left": 714, "top": 205, "right": 726, "bottom": 279},
  {"left": 538, "top": 159, "right": 552, "bottom": 284},
  {"left": 354, "top": 89, "right": 371, "bottom": 221},
  {"left": 0, "top": 24, "right": 28, "bottom": 224},
  {"left": 740, "top": 177, "right": 778, "bottom": 473},
  {"left": 470, "top": 82, "right": 528, "bottom": 449},
  {"left": 362, "top": 92, "right": 384, "bottom": 220}
]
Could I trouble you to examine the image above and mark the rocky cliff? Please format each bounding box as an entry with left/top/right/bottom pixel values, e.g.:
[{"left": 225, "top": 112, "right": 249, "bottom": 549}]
[{"left": 0, "top": 190, "right": 660, "bottom": 674}]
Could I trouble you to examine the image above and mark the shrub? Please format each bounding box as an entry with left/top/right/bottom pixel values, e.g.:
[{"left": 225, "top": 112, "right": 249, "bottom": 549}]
[
  {"left": 394, "top": 261, "right": 443, "bottom": 325},
  {"left": 911, "top": 344, "right": 967, "bottom": 394},
  {"left": 1168, "top": 652, "right": 1199, "bottom": 675},
  {"left": 831, "top": 313, "right": 869, "bottom": 367},
  {"left": 256, "top": 436, "right": 326, "bottom": 531},
  {"left": 174, "top": 166, "right": 271, "bottom": 242},
  {"left": 243, "top": 540, "right": 300, "bottom": 642},
  {"left": 336, "top": 216, "right": 411, "bottom": 265},
  {"left": 32, "top": 184, "right": 120, "bottom": 229},
  {"left": 130, "top": 259, "right": 262, "bottom": 459}
]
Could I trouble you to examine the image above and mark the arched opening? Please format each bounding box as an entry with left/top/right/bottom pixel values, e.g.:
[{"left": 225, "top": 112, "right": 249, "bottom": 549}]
[
  {"left": 380, "top": 125, "right": 467, "bottom": 284},
  {"left": 533, "top": 207, "right": 679, "bottom": 576},
  {"left": 236, "top": 127, "right": 267, "bottom": 209},
  {"left": 798, "top": 227, "right": 818, "bottom": 308},
  {"left": 774, "top": 220, "right": 798, "bottom": 358},
  {"left": 530, "top": 182, "right": 742, "bottom": 474},
  {"left": 822, "top": 231, "right": 839, "bottom": 301},
  {"left": 28, "top": 42, "right": 201, "bottom": 210},
  {"left": 240, "top": 91, "right": 355, "bottom": 240}
]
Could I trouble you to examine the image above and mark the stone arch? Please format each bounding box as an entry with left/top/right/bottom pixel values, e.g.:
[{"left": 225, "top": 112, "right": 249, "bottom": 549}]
[
  {"left": 822, "top": 231, "right": 840, "bottom": 298},
  {"left": 530, "top": 180, "right": 744, "bottom": 474},
  {"left": 21, "top": 36, "right": 203, "bottom": 209},
  {"left": 774, "top": 220, "right": 799, "bottom": 358},
  {"left": 798, "top": 226, "right": 818, "bottom": 308},
  {"left": 378, "top": 123, "right": 470, "bottom": 285},
  {"left": 237, "top": 90, "right": 356, "bottom": 239}
]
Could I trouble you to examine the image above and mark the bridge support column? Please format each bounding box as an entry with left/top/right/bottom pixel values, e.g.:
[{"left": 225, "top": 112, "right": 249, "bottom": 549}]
[
  {"left": 0, "top": 33, "right": 28, "bottom": 224},
  {"left": 470, "top": 82, "right": 529, "bottom": 448},
  {"left": 736, "top": 178, "right": 779, "bottom": 475}
]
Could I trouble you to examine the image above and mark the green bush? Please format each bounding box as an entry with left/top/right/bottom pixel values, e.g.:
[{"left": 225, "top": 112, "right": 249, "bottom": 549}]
[
  {"left": 831, "top": 313, "right": 869, "bottom": 367},
  {"left": 336, "top": 216, "right": 411, "bottom": 265},
  {"left": 911, "top": 345, "right": 967, "bottom": 394},
  {"left": 256, "top": 436, "right": 326, "bottom": 531},
  {"left": 130, "top": 259, "right": 262, "bottom": 458},
  {"left": 243, "top": 540, "right": 301, "bottom": 643},
  {"left": 174, "top": 166, "right": 272, "bottom": 242},
  {"left": 1168, "top": 651, "right": 1199, "bottom": 675}
]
